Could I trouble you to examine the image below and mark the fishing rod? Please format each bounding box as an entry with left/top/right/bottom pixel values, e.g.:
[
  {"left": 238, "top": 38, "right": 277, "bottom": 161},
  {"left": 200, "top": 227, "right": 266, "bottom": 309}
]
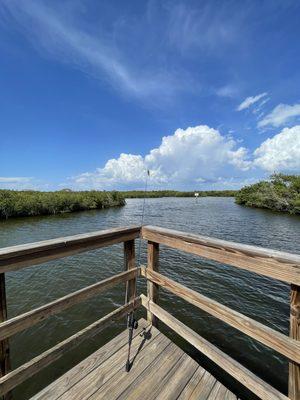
[{"left": 125, "top": 169, "right": 150, "bottom": 372}]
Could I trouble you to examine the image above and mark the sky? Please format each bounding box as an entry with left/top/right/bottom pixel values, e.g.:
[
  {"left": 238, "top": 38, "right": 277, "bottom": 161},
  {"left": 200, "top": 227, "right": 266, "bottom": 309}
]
[{"left": 0, "top": 0, "right": 300, "bottom": 191}]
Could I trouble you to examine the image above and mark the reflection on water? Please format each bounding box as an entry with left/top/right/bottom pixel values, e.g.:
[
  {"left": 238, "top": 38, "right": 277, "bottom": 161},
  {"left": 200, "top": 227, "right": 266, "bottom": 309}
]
[{"left": 1, "top": 198, "right": 299, "bottom": 398}]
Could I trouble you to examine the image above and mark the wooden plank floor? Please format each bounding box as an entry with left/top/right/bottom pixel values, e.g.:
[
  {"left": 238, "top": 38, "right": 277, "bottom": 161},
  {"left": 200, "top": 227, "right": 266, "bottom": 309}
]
[{"left": 31, "top": 318, "right": 238, "bottom": 400}]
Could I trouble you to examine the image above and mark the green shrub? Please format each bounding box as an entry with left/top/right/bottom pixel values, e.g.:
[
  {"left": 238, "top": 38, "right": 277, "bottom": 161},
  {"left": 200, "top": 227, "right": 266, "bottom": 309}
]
[{"left": 235, "top": 174, "right": 300, "bottom": 215}]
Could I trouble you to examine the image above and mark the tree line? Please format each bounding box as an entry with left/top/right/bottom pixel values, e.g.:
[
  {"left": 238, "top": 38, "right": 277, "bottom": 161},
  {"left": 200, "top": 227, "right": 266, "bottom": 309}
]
[
  {"left": 0, "top": 190, "right": 125, "bottom": 219},
  {"left": 0, "top": 188, "right": 240, "bottom": 220},
  {"left": 7, "top": 181, "right": 293, "bottom": 220}
]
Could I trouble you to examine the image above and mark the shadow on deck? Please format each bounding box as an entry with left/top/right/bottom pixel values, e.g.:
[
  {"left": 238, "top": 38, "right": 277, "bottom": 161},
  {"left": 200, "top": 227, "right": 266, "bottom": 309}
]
[{"left": 31, "top": 319, "right": 237, "bottom": 400}]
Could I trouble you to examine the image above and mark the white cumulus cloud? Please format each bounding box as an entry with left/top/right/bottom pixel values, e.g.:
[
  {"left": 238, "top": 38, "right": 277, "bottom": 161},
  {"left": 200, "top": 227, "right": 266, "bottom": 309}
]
[
  {"left": 73, "top": 125, "right": 251, "bottom": 189},
  {"left": 258, "top": 103, "right": 300, "bottom": 128},
  {"left": 253, "top": 125, "right": 300, "bottom": 172},
  {"left": 75, "top": 154, "right": 150, "bottom": 188},
  {"left": 237, "top": 92, "right": 268, "bottom": 111}
]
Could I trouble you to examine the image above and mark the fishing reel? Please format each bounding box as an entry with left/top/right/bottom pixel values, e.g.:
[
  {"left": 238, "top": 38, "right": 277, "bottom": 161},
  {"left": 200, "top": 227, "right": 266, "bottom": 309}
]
[{"left": 127, "top": 313, "right": 138, "bottom": 330}]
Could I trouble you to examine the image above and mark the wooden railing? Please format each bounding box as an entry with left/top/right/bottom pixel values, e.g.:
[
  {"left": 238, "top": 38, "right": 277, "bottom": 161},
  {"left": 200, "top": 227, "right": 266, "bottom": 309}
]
[
  {"left": 141, "top": 225, "right": 300, "bottom": 400},
  {"left": 0, "top": 226, "right": 140, "bottom": 399},
  {"left": 0, "top": 224, "right": 299, "bottom": 400}
]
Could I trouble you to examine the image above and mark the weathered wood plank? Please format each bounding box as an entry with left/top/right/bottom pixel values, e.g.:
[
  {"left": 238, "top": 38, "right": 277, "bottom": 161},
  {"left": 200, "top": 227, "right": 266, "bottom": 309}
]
[
  {"left": 61, "top": 327, "right": 166, "bottom": 400},
  {"left": 115, "top": 342, "right": 182, "bottom": 400},
  {"left": 0, "top": 269, "right": 139, "bottom": 341},
  {"left": 0, "top": 274, "right": 12, "bottom": 400},
  {"left": 141, "top": 267, "right": 300, "bottom": 363},
  {"left": 140, "top": 295, "right": 289, "bottom": 400},
  {"left": 207, "top": 381, "right": 228, "bottom": 399},
  {"left": 188, "top": 370, "right": 216, "bottom": 399},
  {"left": 153, "top": 353, "right": 199, "bottom": 400},
  {"left": 289, "top": 284, "right": 300, "bottom": 400},
  {"left": 141, "top": 225, "right": 300, "bottom": 285},
  {"left": 0, "top": 226, "right": 141, "bottom": 273},
  {"left": 31, "top": 318, "right": 150, "bottom": 400},
  {"left": 147, "top": 241, "right": 159, "bottom": 326},
  {"left": 176, "top": 366, "right": 206, "bottom": 399},
  {"left": 224, "top": 389, "right": 238, "bottom": 400},
  {"left": 0, "top": 298, "right": 141, "bottom": 396}
]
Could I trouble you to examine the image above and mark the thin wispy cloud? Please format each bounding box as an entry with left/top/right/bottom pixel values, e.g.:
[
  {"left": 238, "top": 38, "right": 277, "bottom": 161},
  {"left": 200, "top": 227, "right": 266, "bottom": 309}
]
[
  {"left": 258, "top": 103, "right": 300, "bottom": 128},
  {"left": 167, "top": 2, "right": 239, "bottom": 52},
  {"left": 0, "top": 177, "right": 32, "bottom": 183},
  {"left": 0, "top": 177, "right": 36, "bottom": 190},
  {"left": 252, "top": 97, "right": 270, "bottom": 114},
  {"left": 0, "top": 0, "right": 187, "bottom": 103},
  {"left": 216, "top": 84, "right": 239, "bottom": 98},
  {"left": 237, "top": 92, "right": 268, "bottom": 111}
]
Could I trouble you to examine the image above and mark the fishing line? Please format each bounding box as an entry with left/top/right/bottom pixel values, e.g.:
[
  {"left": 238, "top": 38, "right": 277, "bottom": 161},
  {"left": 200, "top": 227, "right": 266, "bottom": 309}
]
[
  {"left": 137, "top": 169, "right": 149, "bottom": 266},
  {"left": 125, "top": 169, "right": 150, "bottom": 372}
]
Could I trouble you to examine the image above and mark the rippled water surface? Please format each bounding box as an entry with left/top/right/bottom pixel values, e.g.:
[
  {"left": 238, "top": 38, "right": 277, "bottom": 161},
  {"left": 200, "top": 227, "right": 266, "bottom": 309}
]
[{"left": 1, "top": 197, "right": 299, "bottom": 398}]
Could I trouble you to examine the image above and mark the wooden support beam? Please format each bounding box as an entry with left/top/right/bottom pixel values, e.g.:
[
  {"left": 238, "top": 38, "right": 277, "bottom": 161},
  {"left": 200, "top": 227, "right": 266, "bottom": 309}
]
[
  {"left": 124, "top": 240, "right": 136, "bottom": 303},
  {"left": 147, "top": 242, "right": 159, "bottom": 326},
  {"left": 0, "top": 226, "right": 141, "bottom": 273},
  {"left": 0, "top": 269, "right": 139, "bottom": 341},
  {"left": 0, "top": 297, "right": 141, "bottom": 396},
  {"left": 140, "top": 295, "right": 288, "bottom": 400},
  {"left": 289, "top": 284, "right": 300, "bottom": 399},
  {"left": 141, "top": 267, "right": 300, "bottom": 364},
  {"left": 0, "top": 274, "right": 12, "bottom": 400},
  {"left": 141, "top": 226, "right": 300, "bottom": 285}
]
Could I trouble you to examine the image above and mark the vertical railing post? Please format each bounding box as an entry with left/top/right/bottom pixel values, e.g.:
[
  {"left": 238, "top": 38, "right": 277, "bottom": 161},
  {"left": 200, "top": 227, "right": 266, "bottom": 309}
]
[
  {"left": 147, "top": 241, "right": 159, "bottom": 327},
  {"left": 289, "top": 284, "right": 300, "bottom": 400},
  {"left": 0, "top": 273, "right": 12, "bottom": 400},
  {"left": 124, "top": 240, "right": 136, "bottom": 303}
]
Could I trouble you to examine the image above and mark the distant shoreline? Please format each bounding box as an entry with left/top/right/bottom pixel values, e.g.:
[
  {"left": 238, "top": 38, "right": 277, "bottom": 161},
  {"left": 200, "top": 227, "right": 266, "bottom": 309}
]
[
  {"left": 0, "top": 189, "right": 238, "bottom": 220},
  {"left": 122, "top": 190, "right": 237, "bottom": 198}
]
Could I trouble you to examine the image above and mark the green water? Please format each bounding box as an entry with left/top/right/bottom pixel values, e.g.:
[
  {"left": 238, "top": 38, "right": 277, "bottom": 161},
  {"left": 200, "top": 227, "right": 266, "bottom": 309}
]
[{"left": 1, "top": 198, "right": 299, "bottom": 398}]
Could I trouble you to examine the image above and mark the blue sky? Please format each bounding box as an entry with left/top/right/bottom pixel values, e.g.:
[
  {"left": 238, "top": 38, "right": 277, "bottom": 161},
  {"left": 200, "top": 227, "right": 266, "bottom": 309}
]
[{"left": 0, "top": 0, "right": 300, "bottom": 191}]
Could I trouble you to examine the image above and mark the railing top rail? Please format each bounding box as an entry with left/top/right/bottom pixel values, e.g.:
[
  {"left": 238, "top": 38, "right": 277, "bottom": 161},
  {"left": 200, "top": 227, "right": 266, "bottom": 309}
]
[
  {"left": 142, "top": 225, "right": 300, "bottom": 285},
  {"left": 0, "top": 225, "right": 141, "bottom": 273},
  {"left": 142, "top": 225, "right": 300, "bottom": 264}
]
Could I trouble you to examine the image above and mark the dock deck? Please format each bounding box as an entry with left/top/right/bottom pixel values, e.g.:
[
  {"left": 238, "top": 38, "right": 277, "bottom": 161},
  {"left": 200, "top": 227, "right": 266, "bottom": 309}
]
[{"left": 31, "top": 319, "right": 237, "bottom": 400}]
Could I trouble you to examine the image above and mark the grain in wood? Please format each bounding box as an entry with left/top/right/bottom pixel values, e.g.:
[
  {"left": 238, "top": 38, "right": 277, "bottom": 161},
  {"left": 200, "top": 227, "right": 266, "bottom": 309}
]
[
  {"left": 140, "top": 295, "right": 289, "bottom": 400},
  {"left": 141, "top": 225, "right": 300, "bottom": 285}
]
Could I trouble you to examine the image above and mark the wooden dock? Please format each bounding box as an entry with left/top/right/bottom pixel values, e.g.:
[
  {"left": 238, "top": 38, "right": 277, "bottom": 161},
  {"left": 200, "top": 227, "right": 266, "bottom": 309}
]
[
  {"left": 0, "top": 225, "right": 299, "bottom": 399},
  {"left": 31, "top": 318, "right": 237, "bottom": 400}
]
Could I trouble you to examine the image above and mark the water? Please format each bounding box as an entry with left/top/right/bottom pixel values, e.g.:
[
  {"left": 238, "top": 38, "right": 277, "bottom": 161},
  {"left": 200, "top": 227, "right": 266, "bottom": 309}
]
[{"left": 1, "top": 197, "right": 299, "bottom": 398}]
